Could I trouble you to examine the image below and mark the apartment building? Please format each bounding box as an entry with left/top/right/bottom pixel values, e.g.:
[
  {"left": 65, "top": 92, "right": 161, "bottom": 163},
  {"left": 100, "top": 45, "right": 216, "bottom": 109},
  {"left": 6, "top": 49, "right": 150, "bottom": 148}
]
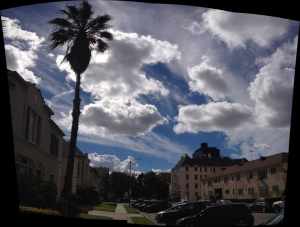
[
  {"left": 170, "top": 143, "right": 246, "bottom": 201},
  {"left": 202, "top": 153, "right": 288, "bottom": 201},
  {"left": 170, "top": 142, "right": 288, "bottom": 202}
]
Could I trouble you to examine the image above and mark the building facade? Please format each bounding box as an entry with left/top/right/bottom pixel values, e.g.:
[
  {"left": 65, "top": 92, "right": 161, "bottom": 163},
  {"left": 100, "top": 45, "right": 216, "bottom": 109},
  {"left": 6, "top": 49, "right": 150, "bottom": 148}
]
[
  {"left": 170, "top": 143, "right": 287, "bottom": 202},
  {"left": 8, "top": 70, "right": 100, "bottom": 200},
  {"left": 8, "top": 70, "right": 66, "bottom": 199},
  {"left": 202, "top": 153, "right": 288, "bottom": 201}
]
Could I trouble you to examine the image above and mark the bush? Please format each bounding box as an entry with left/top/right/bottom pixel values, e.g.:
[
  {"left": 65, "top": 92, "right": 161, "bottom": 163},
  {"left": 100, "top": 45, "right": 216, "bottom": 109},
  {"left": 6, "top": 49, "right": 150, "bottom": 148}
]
[
  {"left": 76, "top": 187, "right": 100, "bottom": 206},
  {"left": 17, "top": 174, "right": 57, "bottom": 209},
  {"left": 56, "top": 195, "right": 80, "bottom": 217}
]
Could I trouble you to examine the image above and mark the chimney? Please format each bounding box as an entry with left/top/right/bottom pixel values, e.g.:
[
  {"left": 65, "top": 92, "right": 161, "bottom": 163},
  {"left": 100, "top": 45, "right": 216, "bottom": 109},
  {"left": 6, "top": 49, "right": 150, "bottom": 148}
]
[{"left": 201, "top": 143, "right": 208, "bottom": 149}]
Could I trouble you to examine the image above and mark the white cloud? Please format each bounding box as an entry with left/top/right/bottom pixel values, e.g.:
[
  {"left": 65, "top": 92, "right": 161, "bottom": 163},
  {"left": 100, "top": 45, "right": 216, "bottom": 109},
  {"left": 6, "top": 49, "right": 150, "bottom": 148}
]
[
  {"left": 88, "top": 153, "right": 138, "bottom": 173},
  {"left": 151, "top": 168, "right": 171, "bottom": 173},
  {"left": 187, "top": 59, "right": 228, "bottom": 100},
  {"left": 2, "top": 16, "right": 44, "bottom": 50},
  {"left": 174, "top": 101, "right": 253, "bottom": 134},
  {"left": 3, "top": 16, "right": 44, "bottom": 84},
  {"left": 56, "top": 29, "right": 179, "bottom": 100},
  {"left": 80, "top": 97, "right": 167, "bottom": 136},
  {"left": 248, "top": 36, "right": 297, "bottom": 128},
  {"left": 201, "top": 9, "right": 290, "bottom": 49}
]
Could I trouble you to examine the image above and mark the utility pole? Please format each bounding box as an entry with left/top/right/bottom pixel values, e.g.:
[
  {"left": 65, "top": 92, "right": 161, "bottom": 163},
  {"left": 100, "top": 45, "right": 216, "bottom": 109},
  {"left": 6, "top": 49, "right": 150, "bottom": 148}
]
[{"left": 129, "top": 159, "right": 132, "bottom": 207}]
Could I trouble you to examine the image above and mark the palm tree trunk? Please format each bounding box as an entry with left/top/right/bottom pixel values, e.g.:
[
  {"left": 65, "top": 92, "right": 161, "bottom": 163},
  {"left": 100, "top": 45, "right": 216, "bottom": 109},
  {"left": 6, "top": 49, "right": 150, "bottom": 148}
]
[{"left": 62, "top": 72, "right": 81, "bottom": 198}]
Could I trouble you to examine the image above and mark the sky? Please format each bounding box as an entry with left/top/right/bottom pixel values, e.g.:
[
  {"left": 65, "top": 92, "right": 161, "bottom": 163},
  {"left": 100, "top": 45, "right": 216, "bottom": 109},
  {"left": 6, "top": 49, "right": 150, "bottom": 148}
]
[{"left": 2, "top": 0, "right": 299, "bottom": 174}]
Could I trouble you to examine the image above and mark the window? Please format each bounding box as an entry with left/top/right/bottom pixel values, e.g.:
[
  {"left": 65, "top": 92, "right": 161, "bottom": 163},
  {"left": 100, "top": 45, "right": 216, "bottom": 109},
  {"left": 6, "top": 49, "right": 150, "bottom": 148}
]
[
  {"left": 224, "top": 176, "right": 228, "bottom": 183},
  {"left": 50, "top": 134, "right": 59, "bottom": 157},
  {"left": 199, "top": 167, "right": 202, "bottom": 172},
  {"left": 238, "top": 189, "right": 243, "bottom": 195},
  {"left": 258, "top": 169, "right": 268, "bottom": 179},
  {"left": 248, "top": 188, "right": 254, "bottom": 195},
  {"left": 236, "top": 174, "right": 240, "bottom": 181},
  {"left": 270, "top": 167, "right": 277, "bottom": 174},
  {"left": 195, "top": 183, "right": 198, "bottom": 189},
  {"left": 213, "top": 168, "right": 216, "bottom": 172},
  {"left": 25, "top": 107, "right": 41, "bottom": 144},
  {"left": 195, "top": 192, "right": 199, "bottom": 197},
  {"left": 50, "top": 174, "right": 54, "bottom": 182},
  {"left": 185, "top": 166, "right": 189, "bottom": 171},
  {"left": 204, "top": 167, "right": 207, "bottom": 172},
  {"left": 194, "top": 175, "right": 198, "bottom": 180},
  {"left": 186, "top": 174, "right": 189, "bottom": 180},
  {"left": 195, "top": 167, "right": 198, "bottom": 171},
  {"left": 248, "top": 171, "right": 253, "bottom": 179},
  {"left": 225, "top": 189, "right": 230, "bottom": 194},
  {"left": 272, "top": 185, "right": 280, "bottom": 195},
  {"left": 186, "top": 183, "right": 189, "bottom": 189}
]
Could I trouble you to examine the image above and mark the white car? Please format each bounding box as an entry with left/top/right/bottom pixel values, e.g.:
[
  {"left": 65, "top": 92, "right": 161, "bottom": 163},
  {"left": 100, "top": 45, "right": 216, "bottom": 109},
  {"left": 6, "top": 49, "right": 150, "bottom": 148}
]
[{"left": 272, "top": 201, "right": 284, "bottom": 213}]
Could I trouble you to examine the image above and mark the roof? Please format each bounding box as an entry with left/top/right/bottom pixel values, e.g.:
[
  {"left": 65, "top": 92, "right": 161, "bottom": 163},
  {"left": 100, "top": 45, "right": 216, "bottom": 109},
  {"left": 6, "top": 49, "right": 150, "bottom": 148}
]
[
  {"left": 7, "top": 70, "right": 54, "bottom": 116},
  {"left": 49, "top": 119, "right": 65, "bottom": 136},
  {"left": 172, "top": 154, "right": 246, "bottom": 171},
  {"left": 205, "top": 153, "right": 288, "bottom": 179}
]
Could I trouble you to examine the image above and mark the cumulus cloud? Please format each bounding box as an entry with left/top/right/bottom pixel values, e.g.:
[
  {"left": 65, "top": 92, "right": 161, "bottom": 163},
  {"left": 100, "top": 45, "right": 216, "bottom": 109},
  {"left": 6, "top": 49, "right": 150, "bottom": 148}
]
[
  {"left": 187, "top": 59, "right": 228, "bottom": 100},
  {"left": 3, "top": 16, "right": 44, "bottom": 84},
  {"left": 80, "top": 97, "right": 167, "bottom": 136},
  {"left": 88, "top": 153, "right": 138, "bottom": 173},
  {"left": 174, "top": 101, "right": 253, "bottom": 134},
  {"left": 151, "top": 168, "right": 171, "bottom": 173},
  {"left": 248, "top": 36, "right": 297, "bottom": 128},
  {"left": 56, "top": 30, "right": 179, "bottom": 99},
  {"left": 200, "top": 9, "right": 290, "bottom": 49}
]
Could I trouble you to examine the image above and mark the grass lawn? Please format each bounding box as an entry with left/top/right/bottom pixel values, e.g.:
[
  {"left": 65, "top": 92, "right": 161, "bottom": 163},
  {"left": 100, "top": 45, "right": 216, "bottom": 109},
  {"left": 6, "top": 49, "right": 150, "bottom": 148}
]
[
  {"left": 19, "top": 206, "right": 61, "bottom": 216},
  {"left": 131, "top": 216, "right": 154, "bottom": 225},
  {"left": 79, "top": 213, "right": 113, "bottom": 220},
  {"left": 94, "top": 202, "right": 117, "bottom": 212},
  {"left": 124, "top": 204, "right": 140, "bottom": 214}
]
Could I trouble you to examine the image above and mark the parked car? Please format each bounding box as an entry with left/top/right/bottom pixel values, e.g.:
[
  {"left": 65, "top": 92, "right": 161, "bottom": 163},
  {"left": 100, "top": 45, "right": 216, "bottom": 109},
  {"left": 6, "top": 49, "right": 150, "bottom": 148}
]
[
  {"left": 249, "top": 198, "right": 266, "bottom": 213},
  {"left": 176, "top": 203, "right": 254, "bottom": 227},
  {"left": 272, "top": 200, "right": 284, "bottom": 213},
  {"left": 137, "top": 200, "right": 156, "bottom": 210},
  {"left": 155, "top": 201, "right": 210, "bottom": 225},
  {"left": 142, "top": 200, "right": 172, "bottom": 213},
  {"left": 216, "top": 199, "right": 233, "bottom": 205},
  {"left": 264, "top": 208, "right": 284, "bottom": 225}
]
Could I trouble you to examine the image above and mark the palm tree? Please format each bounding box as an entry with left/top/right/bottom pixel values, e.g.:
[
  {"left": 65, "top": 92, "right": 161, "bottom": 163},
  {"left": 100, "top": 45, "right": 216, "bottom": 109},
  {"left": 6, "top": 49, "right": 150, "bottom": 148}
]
[{"left": 48, "top": 1, "right": 113, "bottom": 200}]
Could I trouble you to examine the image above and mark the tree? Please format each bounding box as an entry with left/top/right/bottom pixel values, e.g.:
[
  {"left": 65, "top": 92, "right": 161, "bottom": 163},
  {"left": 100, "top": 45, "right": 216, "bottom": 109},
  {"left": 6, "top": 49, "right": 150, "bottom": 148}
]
[{"left": 48, "top": 1, "right": 113, "bottom": 202}]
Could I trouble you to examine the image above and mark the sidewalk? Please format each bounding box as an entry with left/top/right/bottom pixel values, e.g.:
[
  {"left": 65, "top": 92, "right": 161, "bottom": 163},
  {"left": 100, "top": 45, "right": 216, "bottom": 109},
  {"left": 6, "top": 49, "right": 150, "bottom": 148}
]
[{"left": 87, "top": 203, "right": 148, "bottom": 224}]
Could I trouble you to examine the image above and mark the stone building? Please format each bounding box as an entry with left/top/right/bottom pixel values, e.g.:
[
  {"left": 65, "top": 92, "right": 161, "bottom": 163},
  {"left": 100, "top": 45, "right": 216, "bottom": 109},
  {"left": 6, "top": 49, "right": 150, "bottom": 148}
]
[{"left": 8, "top": 70, "right": 66, "bottom": 199}]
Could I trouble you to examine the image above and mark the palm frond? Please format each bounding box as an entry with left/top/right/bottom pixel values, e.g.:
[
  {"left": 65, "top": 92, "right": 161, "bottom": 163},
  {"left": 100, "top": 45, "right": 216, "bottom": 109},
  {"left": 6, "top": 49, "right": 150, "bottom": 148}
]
[
  {"left": 49, "top": 29, "right": 74, "bottom": 49},
  {"left": 96, "top": 38, "right": 109, "bottom": 52},
  {"left": 99, "top": 31, "right": 113, "bottom": 41},
  {"left": 86, "top": 14, "right": 112, "bottom": 31},
  {"left": 79, "top": 1, "right": 93, "bottom": 28},
  {"left": 49, "top": 18, "right": 74, "bottom": 29}
]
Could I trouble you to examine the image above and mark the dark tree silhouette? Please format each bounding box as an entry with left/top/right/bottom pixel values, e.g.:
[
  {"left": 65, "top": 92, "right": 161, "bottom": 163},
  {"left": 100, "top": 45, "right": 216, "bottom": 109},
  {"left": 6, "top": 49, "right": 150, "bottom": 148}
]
[{"left": 48, "top": 1, "right": 113, "bottom": 202}]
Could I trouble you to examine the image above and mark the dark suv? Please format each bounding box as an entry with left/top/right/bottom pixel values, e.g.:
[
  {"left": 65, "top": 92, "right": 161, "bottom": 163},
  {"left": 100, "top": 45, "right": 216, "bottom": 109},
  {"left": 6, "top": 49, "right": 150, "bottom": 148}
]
[
  {"left": 155, "top": 201, "right": 210, "bottom": 225},
  {"left": 176, "top": 203, "right": 254, "bottom": 227}
]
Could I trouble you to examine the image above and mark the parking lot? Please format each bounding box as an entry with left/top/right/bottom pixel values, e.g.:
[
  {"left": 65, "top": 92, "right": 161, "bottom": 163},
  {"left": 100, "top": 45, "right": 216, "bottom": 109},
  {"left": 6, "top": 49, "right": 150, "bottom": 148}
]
[{"left": 131, "top": 200, "right": 280, "bottom": 226}]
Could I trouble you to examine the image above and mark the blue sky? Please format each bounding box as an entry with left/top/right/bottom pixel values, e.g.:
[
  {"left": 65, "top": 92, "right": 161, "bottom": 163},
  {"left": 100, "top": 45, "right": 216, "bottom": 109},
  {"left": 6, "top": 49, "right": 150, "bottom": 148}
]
[{"left": 2, "top": 0, "right": 299, "bottom": 174}]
